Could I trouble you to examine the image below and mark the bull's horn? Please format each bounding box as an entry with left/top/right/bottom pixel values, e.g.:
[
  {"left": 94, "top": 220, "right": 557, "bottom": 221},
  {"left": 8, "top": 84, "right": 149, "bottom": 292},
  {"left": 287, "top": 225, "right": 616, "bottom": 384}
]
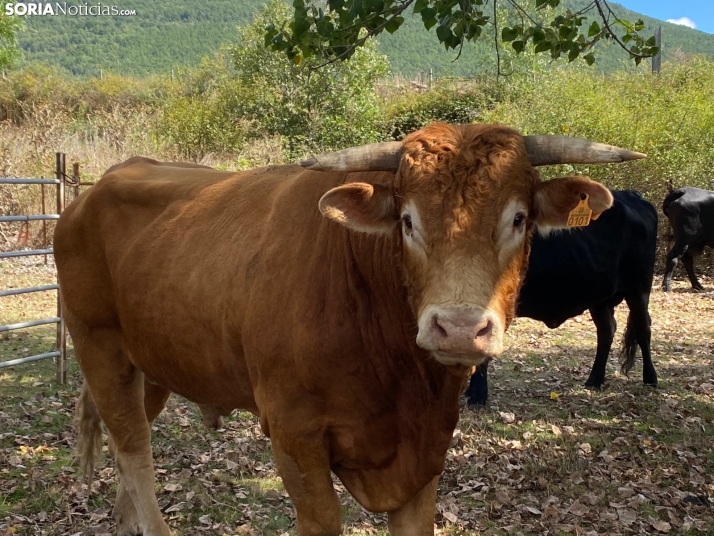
[
  {"left": 300, "top": 141, "right": 403, "bottom": 172},
  {"left": 524, "top": 135, "right": 646, "bottom": 166}
]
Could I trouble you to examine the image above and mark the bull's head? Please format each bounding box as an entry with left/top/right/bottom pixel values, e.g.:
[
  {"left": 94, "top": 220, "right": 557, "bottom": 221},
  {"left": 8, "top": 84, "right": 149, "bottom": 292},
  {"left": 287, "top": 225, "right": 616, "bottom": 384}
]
[{"left": 304, "top": 123, "right": 642, "bottom": 367}]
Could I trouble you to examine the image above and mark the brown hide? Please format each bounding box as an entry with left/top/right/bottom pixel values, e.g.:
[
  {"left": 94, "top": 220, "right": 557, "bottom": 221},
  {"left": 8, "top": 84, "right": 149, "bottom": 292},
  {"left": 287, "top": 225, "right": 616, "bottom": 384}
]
[
  {"left": 55, "top": 124, "right": 616, "bottom": 534},
  {"left": 56, "top": 156, "right": 464, "bottom": 510}
]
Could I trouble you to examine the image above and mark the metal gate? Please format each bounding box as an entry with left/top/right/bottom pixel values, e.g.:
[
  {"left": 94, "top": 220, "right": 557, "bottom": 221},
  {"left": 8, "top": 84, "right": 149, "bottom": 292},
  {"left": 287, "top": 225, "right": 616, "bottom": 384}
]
[{"left": 0, "top": 153, "right": 75, "bottom": 383}]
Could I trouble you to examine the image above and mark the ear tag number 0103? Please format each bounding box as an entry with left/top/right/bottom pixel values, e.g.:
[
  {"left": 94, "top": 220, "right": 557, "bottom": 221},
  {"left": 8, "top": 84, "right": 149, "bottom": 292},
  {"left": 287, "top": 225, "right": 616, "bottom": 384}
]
[{"left": 567, "top": 193, "right": 596, "bottom": 227}]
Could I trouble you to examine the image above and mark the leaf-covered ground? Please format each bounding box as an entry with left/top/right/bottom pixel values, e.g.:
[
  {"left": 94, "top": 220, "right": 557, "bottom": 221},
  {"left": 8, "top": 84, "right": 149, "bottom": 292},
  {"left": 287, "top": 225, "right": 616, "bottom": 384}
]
[{"left": 1, "top": 258, "right": 713, "bottom": 535}]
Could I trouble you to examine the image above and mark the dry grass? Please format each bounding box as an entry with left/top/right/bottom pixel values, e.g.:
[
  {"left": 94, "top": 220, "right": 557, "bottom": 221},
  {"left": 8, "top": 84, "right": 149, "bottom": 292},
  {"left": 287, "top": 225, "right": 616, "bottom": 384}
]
[
  {"left": 0, "top": 108, "right": 288, "bottom": 253},
  {"left": 1, "top": 258, "right": 713, "bottom": 535}
]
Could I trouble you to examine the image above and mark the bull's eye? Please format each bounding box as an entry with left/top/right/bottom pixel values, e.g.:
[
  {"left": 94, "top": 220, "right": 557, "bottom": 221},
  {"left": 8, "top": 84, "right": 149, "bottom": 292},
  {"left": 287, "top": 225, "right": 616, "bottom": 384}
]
[
  {"left": 403, "top": 215, "right": 413, "bottom": 230},
  {"left": 513, "top": 213, "right": 525, "bottom": 228}
]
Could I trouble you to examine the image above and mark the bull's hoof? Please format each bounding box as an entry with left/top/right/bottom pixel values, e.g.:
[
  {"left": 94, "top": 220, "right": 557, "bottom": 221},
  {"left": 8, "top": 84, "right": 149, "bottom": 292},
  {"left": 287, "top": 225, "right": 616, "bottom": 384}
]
[
  {"left": 115, "top": 507, "right": 142, "bottom": 536},
  {"left": 583, "top": 380, "right": 604, "bottom": 390},
  {"left": 644, "top": 379, "right": 658, "bottom": 388},
  {"left": 662, "top": 284, "right": 671, "bottom": 292},
  {"left": 693, "top": 284, "right": 705, "bottom": 292},
  {"left": 117, "top": 525, "right": 142, "bottom": 536}
]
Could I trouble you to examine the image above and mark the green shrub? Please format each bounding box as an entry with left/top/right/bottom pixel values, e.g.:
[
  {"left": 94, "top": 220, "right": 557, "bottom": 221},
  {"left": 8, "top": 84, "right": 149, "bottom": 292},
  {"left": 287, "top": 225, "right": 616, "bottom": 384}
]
[{"left": 228, "top": 0, "right": 390, "bottom": 159}]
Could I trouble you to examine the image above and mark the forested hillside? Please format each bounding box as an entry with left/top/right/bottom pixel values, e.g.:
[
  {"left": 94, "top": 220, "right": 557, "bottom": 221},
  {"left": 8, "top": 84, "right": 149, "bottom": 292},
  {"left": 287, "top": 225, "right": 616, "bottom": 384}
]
[
  {"left": 16, "top": 0, "right": 714, "bottom": 77},
  {"left": 19, "top": 0, "right": 256, "bottom": 76}
]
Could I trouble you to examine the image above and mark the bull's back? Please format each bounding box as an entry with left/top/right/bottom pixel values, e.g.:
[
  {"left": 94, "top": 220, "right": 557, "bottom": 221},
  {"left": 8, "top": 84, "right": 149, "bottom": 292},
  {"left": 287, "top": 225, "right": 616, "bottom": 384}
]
[{"left": 54, "top": 158, "right": 326, "bottom": 409}]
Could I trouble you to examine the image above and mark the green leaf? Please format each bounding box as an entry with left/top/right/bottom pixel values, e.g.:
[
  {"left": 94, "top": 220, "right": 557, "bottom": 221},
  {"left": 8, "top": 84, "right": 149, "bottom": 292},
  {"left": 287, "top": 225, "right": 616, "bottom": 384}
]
[
  {"left": 413, "top": 0, "right": 429, "bottom": 14},
  {"left": 436, "top": 24, "right": 453, "bottom": 44},
  {"left": 501, "top": 27, "right": 519, "bottom": 42},
  {"left": 534, "top": 40, "right": 552, "bottom": 53},
  {"left": 588, "top": 21, "right": 600, "bottom": 37},
  {"left": 583, "top": 52, "right": 595, "bottom": 65},
  {"left": 512, "top": 40, "right": 525, "bottom": 54},
  {"left": 385, "top": 16, "right": 404, "bottom": 34},
  {"left": 421, "top": 8, "right": 438, "bottom": 30}
]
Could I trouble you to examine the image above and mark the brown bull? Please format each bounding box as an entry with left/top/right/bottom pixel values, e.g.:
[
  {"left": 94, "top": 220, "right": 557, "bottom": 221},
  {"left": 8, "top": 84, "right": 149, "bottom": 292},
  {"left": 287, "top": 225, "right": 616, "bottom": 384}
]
[{"left": 54, "top": 123, "right": 642, "bottom": 536}]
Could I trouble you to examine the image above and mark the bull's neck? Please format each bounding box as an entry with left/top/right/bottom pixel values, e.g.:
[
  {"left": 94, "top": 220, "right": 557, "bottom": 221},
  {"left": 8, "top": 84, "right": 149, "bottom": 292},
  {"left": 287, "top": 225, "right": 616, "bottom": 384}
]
[{"left": 340, "top": 229, "right": 454, "bottom": 387}]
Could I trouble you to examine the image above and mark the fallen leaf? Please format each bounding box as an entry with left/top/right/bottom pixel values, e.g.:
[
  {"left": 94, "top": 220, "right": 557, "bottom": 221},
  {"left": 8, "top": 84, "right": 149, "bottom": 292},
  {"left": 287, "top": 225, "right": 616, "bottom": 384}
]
[
  {"left": 165, "top": 502, "right": 185, "bottom": 513},
  {"left": 495, "top": 490, "right": 511, "bottom": 505},
  {"left": 442, "top": 511, "right": 458, "bottom": 523},
  {"left": 651, "top": 519, "right": 672, "bottom": 533},
  {"left": 567, "top": 500, "right": 589, "bottom": 516},
  {"left": 617, "top": 487, "right": 635, "bottom": 499},
  {"left": 499, "top": 411, "right": 516, "bottom": 424},
  {"left": 618, "top": 508, "right": 637, "bottom": 525}
]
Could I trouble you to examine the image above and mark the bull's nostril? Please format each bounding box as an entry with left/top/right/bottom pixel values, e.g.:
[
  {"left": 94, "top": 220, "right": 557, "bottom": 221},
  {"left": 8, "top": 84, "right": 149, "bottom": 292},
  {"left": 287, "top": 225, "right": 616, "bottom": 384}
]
[
  {"left": 476, "top": 320, "right": 493, "bottom": 339},
  {"left": 431, "top": 314, "right": 448, "bottom": 338}
]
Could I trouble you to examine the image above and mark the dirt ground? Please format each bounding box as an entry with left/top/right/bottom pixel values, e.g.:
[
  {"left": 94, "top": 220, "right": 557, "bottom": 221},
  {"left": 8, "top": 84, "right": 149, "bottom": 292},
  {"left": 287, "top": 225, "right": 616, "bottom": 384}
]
[{"left": 1, "top": 258, "right": 713, "bottom": 535}]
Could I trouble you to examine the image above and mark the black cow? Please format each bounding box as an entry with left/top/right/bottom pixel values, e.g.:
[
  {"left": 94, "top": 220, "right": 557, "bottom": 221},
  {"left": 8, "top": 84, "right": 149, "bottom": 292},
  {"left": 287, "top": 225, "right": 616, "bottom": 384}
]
[
  {"left": 466, "top": 190, "right": 658, "bottom": 406},
  {"left": 662, "top": 187, "right": 714, "bottom": 292}
]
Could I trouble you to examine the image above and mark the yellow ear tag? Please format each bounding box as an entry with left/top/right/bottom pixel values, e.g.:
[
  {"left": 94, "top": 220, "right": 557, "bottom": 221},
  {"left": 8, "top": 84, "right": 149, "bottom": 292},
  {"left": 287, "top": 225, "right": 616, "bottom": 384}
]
[{"left": 567, "top": 194, "right": 593, "bottom": 227}]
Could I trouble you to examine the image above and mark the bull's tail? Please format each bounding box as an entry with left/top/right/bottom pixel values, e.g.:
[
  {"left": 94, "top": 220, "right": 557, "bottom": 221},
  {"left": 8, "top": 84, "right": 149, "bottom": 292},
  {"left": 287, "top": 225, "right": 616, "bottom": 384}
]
[
  {"left": 618, "top": 313, "right": 638, "bottom": 376},
  {"left": 74, "top": 382, "right": 103, "bottom": 486},
  {"left": 662, "top": 188, "right": 686, "bottom": 217}
]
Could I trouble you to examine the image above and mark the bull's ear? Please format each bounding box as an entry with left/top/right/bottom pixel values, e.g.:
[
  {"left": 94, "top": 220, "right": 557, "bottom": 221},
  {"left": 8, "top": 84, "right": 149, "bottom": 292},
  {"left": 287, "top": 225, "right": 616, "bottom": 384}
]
[
  {"left": 533, "top": 176, "right": 613, "bottom": 231},
  {"left": 318, "top": 182, "right": 397, "bottom": 234}
]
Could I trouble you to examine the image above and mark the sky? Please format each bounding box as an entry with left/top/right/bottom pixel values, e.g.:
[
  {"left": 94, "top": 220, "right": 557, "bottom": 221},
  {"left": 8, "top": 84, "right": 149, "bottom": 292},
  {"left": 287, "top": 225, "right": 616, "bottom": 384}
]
[{"left": 614, "top": 1, "right": 714, "bottom": 34}]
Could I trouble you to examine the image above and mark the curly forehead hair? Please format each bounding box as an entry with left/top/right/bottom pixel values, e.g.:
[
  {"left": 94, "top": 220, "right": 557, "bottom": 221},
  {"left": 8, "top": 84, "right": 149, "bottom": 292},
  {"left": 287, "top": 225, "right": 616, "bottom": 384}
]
[{"left": 394, "top": 123, "right": 540, "bottom": 236}]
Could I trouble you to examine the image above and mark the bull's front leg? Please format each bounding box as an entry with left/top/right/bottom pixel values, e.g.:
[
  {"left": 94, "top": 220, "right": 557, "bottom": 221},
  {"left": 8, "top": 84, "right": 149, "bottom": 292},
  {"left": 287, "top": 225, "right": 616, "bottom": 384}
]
[
  {"left": 271, "top": 435, "right": 341, "bottom": 536},
  {"left": 387, "top": 475, "right": 439, "bottom": 536}
]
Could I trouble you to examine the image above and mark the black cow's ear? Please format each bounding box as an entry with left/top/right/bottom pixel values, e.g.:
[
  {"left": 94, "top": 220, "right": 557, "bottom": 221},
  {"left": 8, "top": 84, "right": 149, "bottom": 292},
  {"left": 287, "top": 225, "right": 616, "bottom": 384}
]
[
  {"left": 318, "top": 182, "right": 396, "bottom": 234},
  {"left": 533, "top": 176, "right": 613, "bottom": 231}
]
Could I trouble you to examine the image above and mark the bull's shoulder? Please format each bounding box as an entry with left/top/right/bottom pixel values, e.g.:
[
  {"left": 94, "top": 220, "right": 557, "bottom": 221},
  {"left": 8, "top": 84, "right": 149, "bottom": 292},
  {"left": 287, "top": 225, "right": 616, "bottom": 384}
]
[{"left": 611, "top": 190, "right": 657, "bottom": 225}]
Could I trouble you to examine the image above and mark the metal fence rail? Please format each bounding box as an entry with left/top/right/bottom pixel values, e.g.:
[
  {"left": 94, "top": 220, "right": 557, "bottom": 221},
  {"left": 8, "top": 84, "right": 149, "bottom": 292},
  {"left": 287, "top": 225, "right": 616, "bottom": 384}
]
[
  {"left": 0, "top": 215, "right": 61, "bottom": 222},
  {"left": 0, "top": 178, "right": 61, "bottom": 185},
  {"left": 0, "top": 249, "right": 54, "bottom": 259},
  {"left": 0, "top": 153, "right": 69, "bottom": 383},
  {"left": 0, "top": 284, "right": 59, "bottom": 297}
]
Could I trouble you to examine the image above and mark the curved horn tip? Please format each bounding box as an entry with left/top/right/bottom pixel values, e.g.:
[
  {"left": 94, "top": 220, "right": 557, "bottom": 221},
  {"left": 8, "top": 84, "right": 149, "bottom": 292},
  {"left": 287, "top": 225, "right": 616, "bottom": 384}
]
[
  {"left": 300, "top": 158, "right": 318, "bottom": 169},
  {"left": 622, "top": 150, "right": 647, "bottom": 161}
]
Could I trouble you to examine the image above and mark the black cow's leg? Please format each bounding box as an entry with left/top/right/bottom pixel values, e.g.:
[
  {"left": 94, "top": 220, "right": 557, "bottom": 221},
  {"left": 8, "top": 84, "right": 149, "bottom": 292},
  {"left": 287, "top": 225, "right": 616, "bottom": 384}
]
[
  {"left": 465, "top": 358, "right": 490, "bottom": 407},
  {"left": 682, "top": 252, "right": 704, "bottom": 291},
  {"left": 662, "top": 241, "right": 689, "bottom": 292},
  {"left": 624, "top": 294, "right": 658, "bottom": 387},
  {"left": 584, "top": 305, "right": 616, "bottom": 389}
]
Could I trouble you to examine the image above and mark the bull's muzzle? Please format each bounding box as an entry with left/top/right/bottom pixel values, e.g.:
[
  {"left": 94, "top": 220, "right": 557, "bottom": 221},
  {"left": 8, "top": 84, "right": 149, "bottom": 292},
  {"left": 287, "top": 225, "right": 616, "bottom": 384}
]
[{"left": 416, "top": 306, "right": 503, "bottom": 365}]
